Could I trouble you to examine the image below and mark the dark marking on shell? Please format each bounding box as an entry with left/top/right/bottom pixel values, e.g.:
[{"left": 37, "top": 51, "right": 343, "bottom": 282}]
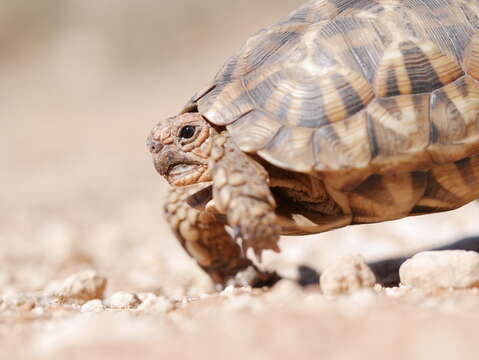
[
  {"left": 399, "top": 41, "right": 443, "bottom": 94},
  {"left": 385, "top": 67, "right": 400, "bottom": 97},
  {"left": 331, "top": 73, "right": 365, "bottom": 117},
  {"left": 366, "top": 114, "right": 379, "bottom": 158}
]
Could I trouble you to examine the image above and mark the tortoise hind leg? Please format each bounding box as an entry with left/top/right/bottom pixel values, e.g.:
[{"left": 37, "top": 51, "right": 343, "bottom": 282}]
[{"left": 164, "top": 185, "right": 279, "bottom": 287}]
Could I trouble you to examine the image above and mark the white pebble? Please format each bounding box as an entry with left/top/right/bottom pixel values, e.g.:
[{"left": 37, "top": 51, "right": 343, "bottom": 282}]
[
  {"left": 137, "top": 295, "right": 174, "bottom": 313},
  {"left": 4, "top": 294, "right": 30, "bottom": 307},
  {"left": 320, "top": 254, "right": 376, "bottom": 296},
  {"left": 137, "top": 292, "right": 157, "bottom": 302},
  {"left": 32, "top": 306, "right": 45, "bottom": 316},
  {"left": 107, "top": 291, "right": 141, "bottom": 309},
  {"left": 220, "top": 285, "right": 236, "bottom": 297},
  {"left": 80, "top": 299, "right": 105, "bottom": 313},
  {"left": 54, "top": 270, "right": 107, "bottom": 303},
  {"left": 399, "top": 250, "right": 479, "bottom": 290}
]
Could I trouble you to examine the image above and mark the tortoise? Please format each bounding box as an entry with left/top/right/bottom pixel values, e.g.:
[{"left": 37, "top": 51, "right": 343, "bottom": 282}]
[{"left": 147, "top": 0, "right": 479, "bottom": 286}]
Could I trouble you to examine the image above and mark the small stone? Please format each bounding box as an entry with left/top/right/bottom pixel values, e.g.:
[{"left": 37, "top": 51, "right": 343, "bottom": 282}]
[
  {"left": 107, "top": 291, "right": 141, "bottom": 309},
  {"left": 5, "top": 294, "right": 30, "bottom": 307},
  {"left": 80, "top": 299, "right": 105, "bottom": 313},
  {"left": 137, "top": 292, "right": 157, "bottom": 302},
  {"left": 137, "top": 294, "right": 173, "bottom": 313},
  {"left": 55, "top": 270, "right": 107, "bottom": 304},
  {"left": 320, "top": 254, "right": 376, "bottom": 296},
  {"left": 31, "top": 306, "right": 45, "bottom": 316},
  {"left": 21, "top": 299, "right": 36, "bottom": 311},
  {"left": 3, "top": 294, "right": 35, "bottom": 310},
  {"left": 399, "top": 250, "right": 479, "bottom": 290},
  {"left": 220, "top": 285, "right": 236, "bottom": 297}
]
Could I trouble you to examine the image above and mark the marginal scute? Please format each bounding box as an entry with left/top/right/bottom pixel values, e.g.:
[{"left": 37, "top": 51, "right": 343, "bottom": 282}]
[
  {"left": 435, "top": 158, "right": 479, "bottom": 202},
  {"left": 366, "top": 94, "right": 432, "bottom": 172},
  {"left": 464, "top": 32, "right": 479, "bottom": 81},
  {"left": 373, "top": 40, "right": 464, "bottom": 97},
  {"left": 428, "top": 76, "right": 479, "bottom": 163},
  {"left": 258, "top": 126, "right": 316, "bottom": 173},
  {"left": 313, "top": 110, "right": 371, "bottom": 190},
  {"left": 415, "top": 156, "right": 479, "bottom": 212},
  {"left": 349, "top": 172, "right": 428, "bottom": 223},
  {"left": 181, "top": 83, "right": 216, "bottom": 114},
  {"left": 227, "top": 110, "right": 282, "bottom": 153},
  {"left": 198, "top": 81, "right": 254, "bottom": 126}
]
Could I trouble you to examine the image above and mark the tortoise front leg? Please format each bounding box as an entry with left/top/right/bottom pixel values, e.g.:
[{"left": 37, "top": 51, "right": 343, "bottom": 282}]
[
  {"left": 210, "top": 133, "right": 281, "bottom": 259},
  {"left": 164, "top": 185, "right": 279, "bottom": 287}
]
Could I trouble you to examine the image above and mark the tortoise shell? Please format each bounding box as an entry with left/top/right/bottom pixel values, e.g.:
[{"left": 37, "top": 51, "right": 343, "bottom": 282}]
[{"left": 182, "top": 0, "right": 479, "bottom": 222}]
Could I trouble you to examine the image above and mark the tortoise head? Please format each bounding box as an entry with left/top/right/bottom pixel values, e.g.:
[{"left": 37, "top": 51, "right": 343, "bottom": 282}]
[{"left": 147, "top": 113, "right": 215, "bottom": 186}]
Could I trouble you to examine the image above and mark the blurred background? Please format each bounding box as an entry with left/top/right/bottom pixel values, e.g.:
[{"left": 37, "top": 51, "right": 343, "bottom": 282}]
[{"left": 2, "top": 0, "right": 479, "bottom": 297}]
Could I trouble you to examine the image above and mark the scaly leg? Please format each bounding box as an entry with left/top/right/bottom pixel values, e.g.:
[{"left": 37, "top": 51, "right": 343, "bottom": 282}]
[
  {"left": 210, "top": 133, "right": 281, "bottom": 259},
  {"left": 164, "top": 185, "right": 279, "bottom": 287}
]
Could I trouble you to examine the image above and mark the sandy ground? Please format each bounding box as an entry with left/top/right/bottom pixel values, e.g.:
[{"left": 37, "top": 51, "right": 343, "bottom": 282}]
[{"left": 2, "top": 1, "right": 479, "bottom": 359}]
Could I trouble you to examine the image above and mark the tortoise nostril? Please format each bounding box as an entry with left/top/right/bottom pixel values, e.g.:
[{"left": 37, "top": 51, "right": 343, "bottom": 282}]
[{"left": 148, "top": 139, "right": 163, "bottom": 154}]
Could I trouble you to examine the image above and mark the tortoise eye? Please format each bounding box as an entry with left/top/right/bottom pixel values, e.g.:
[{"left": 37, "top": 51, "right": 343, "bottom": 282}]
[{"left": 179, "top": 125, "right": 196, "bottom": 139}]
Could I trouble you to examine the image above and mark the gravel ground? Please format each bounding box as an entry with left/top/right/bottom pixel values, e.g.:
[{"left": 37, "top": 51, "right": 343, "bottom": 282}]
[{"left": 3, "top": 1, "right": 479, "bottom": 359}]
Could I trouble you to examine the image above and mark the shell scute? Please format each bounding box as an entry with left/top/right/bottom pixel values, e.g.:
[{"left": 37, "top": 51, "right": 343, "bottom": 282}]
[
  {"left": 373, "top": 40, "right": 464, "bottom": 97},
  {"left": 243, "top": 61, "right": 374, "bottom": 129},
  {"left": 349, "top": 172, "right": 428, "bottom": 223},
  {"left": 227, "top": 110, "right": 282, "bottom": 153},
  {"left": 414, "top": 156, "right": 479, "bottom": 213},
  {"left": 215, "top": 23, "right": 307, "bottom": 83},
  {"left": 428, "top": 76, "right": 479, "bottom": 163},
  {"left": 258, "top": 126, "right": 316, "bottom": 173},
  {"left": 197, "top": 81, "right": 253, "bottom": 126},
  {"left": 313, "top": 110, "right": 372, "bottom": 189},
  {"left": 366, "top": 94, "right": 432, "bottom": 172}
]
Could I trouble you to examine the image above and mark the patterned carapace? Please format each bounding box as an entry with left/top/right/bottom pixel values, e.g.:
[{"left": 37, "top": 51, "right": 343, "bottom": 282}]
[{"left": 182, "top": 0, "right": 479, "bottom": 219}]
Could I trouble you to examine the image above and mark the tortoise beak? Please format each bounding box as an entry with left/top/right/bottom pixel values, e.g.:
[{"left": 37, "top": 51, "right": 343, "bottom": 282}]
[
  {"left": 153, "top": 149, "right": 204, "bottom": 186},
  {"left": 153, "top": 149, "right": 179, "bottom": 177}
]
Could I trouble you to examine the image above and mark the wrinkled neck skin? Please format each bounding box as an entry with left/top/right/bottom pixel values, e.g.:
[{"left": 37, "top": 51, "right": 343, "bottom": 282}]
[{"left": 148, "top": 113, "right": 218, "bottom": 187}]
